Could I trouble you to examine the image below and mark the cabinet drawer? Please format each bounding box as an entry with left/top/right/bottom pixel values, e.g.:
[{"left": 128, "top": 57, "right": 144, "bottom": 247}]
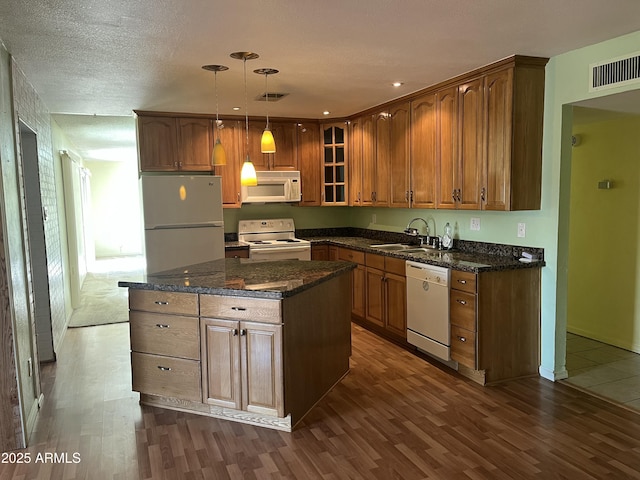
[
  {"left": 365, "top": 253, "right": 385, "bottom": 270},
  {"left": 451, "top": 270, "right": 477, "bottom": 294},
  {"left": 384, "top": 256, "right": 406, "bottom": 276},
  {"left": 200, "top": 295, "right": 281, "bottom": 323},
  {"left": 450, "top": 290, "right": 477, "bottom": 331},
  {"left": 338, "top": 248, "right": 364, "bottom": 264},
  {"left": 131, "top": 352, "right": 201, "bottom": 402},
  {"left": 129, "top": 289, "right": 199, "bottom": 316},
  {"left": 451, "top": 326, "right": 476, "bottom": 369},
  {"left": 130, "top": 311, "right": 200, "bottom": 359}
]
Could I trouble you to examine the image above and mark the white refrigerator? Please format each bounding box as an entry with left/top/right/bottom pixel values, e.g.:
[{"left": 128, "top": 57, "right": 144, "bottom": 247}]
[{"left": 141, "top": 175, "right": 225, "bottom": 274}]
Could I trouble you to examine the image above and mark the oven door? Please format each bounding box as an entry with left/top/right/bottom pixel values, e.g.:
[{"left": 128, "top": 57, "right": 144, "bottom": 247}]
[{"left": 250, "top": 245, "right": 311, "bottom": 262}]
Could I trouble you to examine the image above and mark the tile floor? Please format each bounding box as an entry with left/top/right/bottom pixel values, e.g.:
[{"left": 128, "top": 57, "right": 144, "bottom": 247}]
[{"left": 564, "top": 332, "right": 640, "bottom": 411}]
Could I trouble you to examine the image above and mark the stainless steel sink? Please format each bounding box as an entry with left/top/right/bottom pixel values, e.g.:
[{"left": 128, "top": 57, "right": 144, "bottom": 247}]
[
  {"left": 369, "top": 243, "right": 412, "bottom": 251},
  {"left": 400, "top": 248, "right": 432, "bottom": 254}
]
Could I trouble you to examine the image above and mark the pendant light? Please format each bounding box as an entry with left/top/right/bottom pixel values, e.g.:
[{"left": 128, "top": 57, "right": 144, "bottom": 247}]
[
  {"left": 231, "top": 51, "right": 259, "bottom": 186},
  {"left": 254, "top": 68, "right": 278, "bottom": 153},
  {"left": 201, "top": 64, "right": 229, "bottom": 166}
]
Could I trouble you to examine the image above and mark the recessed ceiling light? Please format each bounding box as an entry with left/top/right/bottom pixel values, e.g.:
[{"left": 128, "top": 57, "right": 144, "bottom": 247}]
[
  {"left": 392, "top": 82, "right": 403, "bottom": 87},
  {"left": 323, "top": 111, "right": 330, "bottom": 115}
]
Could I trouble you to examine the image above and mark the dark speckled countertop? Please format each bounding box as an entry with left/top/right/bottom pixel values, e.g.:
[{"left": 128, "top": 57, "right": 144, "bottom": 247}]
[
  {"left": 118, "top": 257, "right": 356, "bottom": 299},
  {"left": 304, "top": 236, "right": 545, "bottom": 273}
]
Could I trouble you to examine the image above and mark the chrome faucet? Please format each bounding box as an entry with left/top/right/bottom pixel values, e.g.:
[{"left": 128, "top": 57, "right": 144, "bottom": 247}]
[{"left": 404, "top": 217, "right": 430, "bottom": 245}]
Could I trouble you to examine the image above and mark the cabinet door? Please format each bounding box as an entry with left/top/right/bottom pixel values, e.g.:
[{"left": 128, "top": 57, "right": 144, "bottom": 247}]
[
  {"left": 270, "top": 122, "right": 298, "bottom": 170},
  {"left": 389, "top": 102, "right": 411, "bottom": 208},
  {"left": 214, "top": 120, "right": 242, "bottom": 207},
  {"left": 349, "top": 117, "right": 363, "bottom": 205},
  {"left": 137, "top": 116, "right": 178, "bottom": 171},
  {"left": 311, "top": 244, "right": 328, "bottom": 260},
  {"left": 436, "top": 87, "right": 458, "bottom": 209},
  {"left": 360, "top": 115, "right": 375, "bottom": 206},
  {"left": 385, "top": 272, "right": 407, "bottom": 339},
  {"left": 410, "top": 92, "right": 437, "bottom": 208},
  {"left": 241, "top": 322, "right": 283, "bottom": 417},
  {"left": 373, "top": 112, "right": 390, "bottom": 206},
  {"left": 352, "top": 264, "right": 367, "bottom": 319},
  {"left": 177, "top": 118, "right": 213, "bottom": 171},
  {"left": 201, "top": 318, "right": 241, "bottom": 409},
  {"left": 365, "top": 267, "right": 385, "bottom": 328},
  {"left": 298, "top": 123, "right": 322, "bottom": 206},
  {"left": 457, "top": 78, "right": 484, "bottom": 209},
  {"left": 484, "top": 68, "right": 513, "bottom": 211},
  {"left": 322, "top": 124, "right": 348, "bottom": 205}
]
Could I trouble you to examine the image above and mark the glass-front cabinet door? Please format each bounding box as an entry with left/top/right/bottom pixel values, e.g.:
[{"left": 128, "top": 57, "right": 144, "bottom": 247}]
[{"left": 322, "top": 123, "right": 348, "bottom": 205}]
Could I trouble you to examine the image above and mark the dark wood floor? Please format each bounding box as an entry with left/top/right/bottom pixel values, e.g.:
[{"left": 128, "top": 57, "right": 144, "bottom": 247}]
[{"left": 2, "top": 323, "right": 640, "bottom": 479}]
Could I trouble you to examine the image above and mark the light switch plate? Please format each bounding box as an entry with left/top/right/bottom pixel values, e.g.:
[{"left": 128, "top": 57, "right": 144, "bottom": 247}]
[
  {"left": 470, "top": 217, "right": 480, "bottom": 231},
  {"left": 517, "top": 223, "right": 526, "bottom": 238}
]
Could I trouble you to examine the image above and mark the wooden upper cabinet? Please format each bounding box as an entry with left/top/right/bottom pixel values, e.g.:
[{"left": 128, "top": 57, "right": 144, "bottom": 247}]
[
  {"left": 137, "top": 116, "right": 179, "bottom": 171},
  {"left": 483, "top": 63, "right": 545, "bottom": 211},
  {"left": 457, "top": 77, "right": 484, "bottom": 210},
  {"left": 436, "top": 86, "right": 458, "bottom": 209},
  {"left": 349, "top": 117, "right": 363, "bottom": 206},
  {"left": 322, "top": 123, "right": 348, "bottom": 205},
  {"left": 360, "top": 114, "right": 375, "bottom": 206},
  {"left": 373, "top": 112, "right": 390, "bottom": 206},
  {"left": 388, "top": 102, "right": 411, "bottom": 208},
  {"left": 137, "top": 115, "right": 213, "bottom": 172},
  {"left": 177, "top": 117, "right": 214, "bottom": 171},
  {"left": 270, "top": 122, "right": 298, "bottom": 170},
  {"left": 250, "top": 121, "right": 298, "bottom": 171},
  {"left": 410, "top": 92, "right": 437, "bottom": 209},
  {"left": 214, "top": 120, "right": 242, "bottom": 208},
  {"left": 298, "top": 123, "right": 322, "bottom": 206}
]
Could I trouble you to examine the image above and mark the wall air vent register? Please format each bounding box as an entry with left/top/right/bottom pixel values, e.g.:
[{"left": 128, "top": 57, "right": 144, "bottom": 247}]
[{"left": 590, "top": 51, "right": 640, "bottom": 91}]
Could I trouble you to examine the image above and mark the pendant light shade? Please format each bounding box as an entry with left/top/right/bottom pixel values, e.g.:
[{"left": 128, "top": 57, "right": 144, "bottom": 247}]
[
  {"left": 202, "top": 64, "right": 229, "bottom": 166},
  {"left": 254, "top": 68, "right": 279, "bottom": 154},
  {"left": 231, "top": 51, "right": 259, "bottom": 186},
  {"left": 261, "top": 128, "right": 276, "bottom": 153}
]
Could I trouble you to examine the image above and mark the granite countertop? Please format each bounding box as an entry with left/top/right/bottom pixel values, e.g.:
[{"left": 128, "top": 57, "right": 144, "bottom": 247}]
[
  {"left": 305, "top": 236, "right": 546, "bottom": 273},
  {"left": 118, "top": 257, "right": 356, "bottom": 299}
]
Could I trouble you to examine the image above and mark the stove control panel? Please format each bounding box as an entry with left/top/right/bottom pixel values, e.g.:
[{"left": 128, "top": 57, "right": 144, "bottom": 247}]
[{"left": 238, "top": 218, "right": 295, "bottom": 234}]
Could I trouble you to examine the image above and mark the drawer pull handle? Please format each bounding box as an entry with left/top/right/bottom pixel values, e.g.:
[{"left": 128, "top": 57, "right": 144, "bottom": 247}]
[
  {"left": 157, "top": 366, "right": 172, "bottom": 371},
  {"left": 457, "top": 280, "right": 467, "bottom": 285},
  {"left": 155, "top": 324, "right": 170, "bottom": 329},
  {"left": 456, "top": 299, "right": 467, "bottom": 305},
  {"left": 240, "top": 329, "right": 247, "bottom": 336},
  {"left": 457, "top": 336, "right": 467, "bottom": 343},
  {"left": 154, "top": 301, "right": 169, "bottom": 305},
  {"left": 231, "top": 306, "right": 247, "bottom": 311}
]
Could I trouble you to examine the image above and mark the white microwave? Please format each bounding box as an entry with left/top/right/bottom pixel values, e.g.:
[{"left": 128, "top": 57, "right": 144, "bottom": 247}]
[{"left": 241, "top": 170, "right": 302, "bottom": 203}]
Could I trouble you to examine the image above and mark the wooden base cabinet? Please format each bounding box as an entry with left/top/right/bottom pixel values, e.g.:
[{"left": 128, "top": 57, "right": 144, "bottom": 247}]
[
  {"left": 451, "top": 268, "right": 541, "bottom": 385},
  {"left": 129, "top": 290, "right": 201, "bottom": 402},
  {"left": 201, "top": 317, "right": 283, "bottom": 417}
]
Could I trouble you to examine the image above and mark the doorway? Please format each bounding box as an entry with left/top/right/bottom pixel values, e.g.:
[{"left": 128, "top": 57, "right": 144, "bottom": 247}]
[
  {"left": 18, "top": 121, "right": 55, "bottom": 364},
  {"left": 563, "top": 99, "right": 640, "bottom": 410}
]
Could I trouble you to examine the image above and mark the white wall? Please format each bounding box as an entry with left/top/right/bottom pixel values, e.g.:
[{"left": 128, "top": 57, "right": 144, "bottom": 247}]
[{"left": 85, "top": 159, "right": 143, "bottom": 258}]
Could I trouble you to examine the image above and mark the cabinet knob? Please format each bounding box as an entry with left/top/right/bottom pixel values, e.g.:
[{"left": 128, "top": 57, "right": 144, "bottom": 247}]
[
  {"left": 481, "top": 187, "right": 486, "bottom": 202},
  {"left": 457, "top": 336, "right": 467, "bottom": 343},
  {"left": 157, "top": 366, "right": 172, "bottom": 371},
  {"left": 232, "top": 329, "right": 239, "bottom": 336},
  {"left": 231, "top": 306, "right": 247, "bottom": 311},
  {"left": 154, "top": 301, "right": 169, "bottom": 305},
  {"left": 451, "top": 190, "right": 456, "bottom": 201},
  {"left": 155, "top": 324, "right": 170, "bottom": 329},
  {"left": 240, "top": 329, "right": 247, "bottom": 336},
  {"left": 456, "top": 299, "right": 467, "bottom": 305},
  {"left": 457, "top": 279, "right": 467, "bottom": 285}
]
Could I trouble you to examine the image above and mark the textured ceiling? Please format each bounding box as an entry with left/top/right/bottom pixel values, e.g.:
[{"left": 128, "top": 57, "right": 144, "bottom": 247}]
[{"left": 2, "top": 0, "right": 640, "bottom": 161}]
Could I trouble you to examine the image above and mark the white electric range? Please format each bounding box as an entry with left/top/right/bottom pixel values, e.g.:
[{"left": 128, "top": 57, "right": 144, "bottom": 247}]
[{"left": 238, "top": 218, "right": 311, "bottom": 261}]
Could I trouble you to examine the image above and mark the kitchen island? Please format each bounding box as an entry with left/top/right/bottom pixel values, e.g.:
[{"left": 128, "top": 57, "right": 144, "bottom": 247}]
[{"left": 119, "top": 258, "right": 355, "bottom": 431}]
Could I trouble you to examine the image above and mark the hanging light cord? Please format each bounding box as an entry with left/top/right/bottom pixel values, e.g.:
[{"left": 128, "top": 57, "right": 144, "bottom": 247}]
[
  {"left": 214, "top": 71, "right": 220, "bottom": 139},
  {"left": 264, "top": 73, "right": 270, "bottom": 130},
  {"left": 244, "top": 57, "right": 249, "bottom": 156}
]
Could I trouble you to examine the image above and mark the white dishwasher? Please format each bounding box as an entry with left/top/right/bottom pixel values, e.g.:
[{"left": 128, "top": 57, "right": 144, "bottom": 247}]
[{"left": 405, "top": 260, "right": 450, "bottom": 361}]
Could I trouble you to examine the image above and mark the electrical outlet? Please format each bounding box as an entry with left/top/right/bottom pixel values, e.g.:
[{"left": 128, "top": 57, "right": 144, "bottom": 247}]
[
  {"left": 470, "top": 217, "right": 480, "bottom": 231},
  {"left": 371, "top": 214, "right": 377, "bottom": 224},
  {"left": 517, "top": 223, "right": 526, "bottom": 238}
]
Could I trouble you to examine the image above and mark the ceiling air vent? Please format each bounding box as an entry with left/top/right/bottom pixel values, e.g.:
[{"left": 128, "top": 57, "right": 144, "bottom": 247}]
[
  {"left": 589, "top": 51, "right": 640, "bottom": 92},
  {"left": 255, "top": 92, "right": 288, "bottom": 102}
]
